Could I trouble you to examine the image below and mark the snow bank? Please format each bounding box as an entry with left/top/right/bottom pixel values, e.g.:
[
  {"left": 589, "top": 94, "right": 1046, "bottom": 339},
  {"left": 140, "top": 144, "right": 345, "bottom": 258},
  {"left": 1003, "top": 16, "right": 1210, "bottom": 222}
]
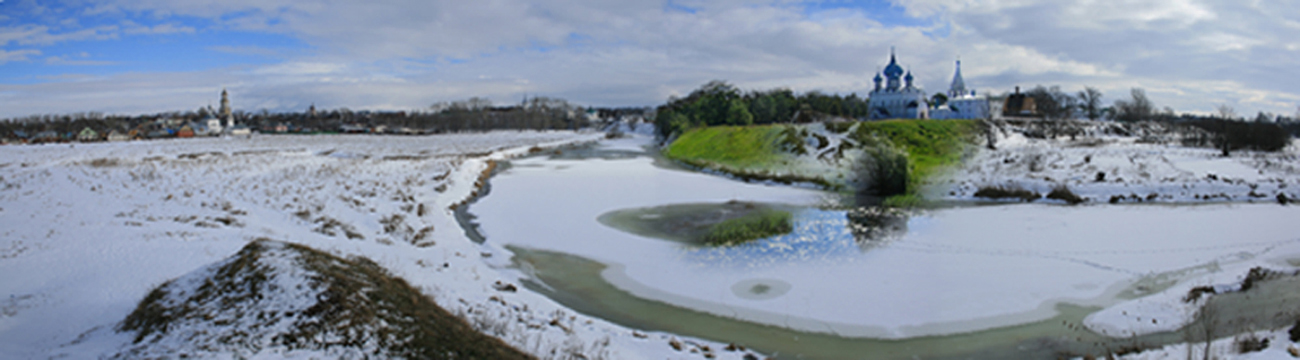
[
  {"left": 1093, "top": 328, "right": 1299, "bottom": 360},
  {"left": 946, "top": 124, "right": 1300, "bottom": 204}
]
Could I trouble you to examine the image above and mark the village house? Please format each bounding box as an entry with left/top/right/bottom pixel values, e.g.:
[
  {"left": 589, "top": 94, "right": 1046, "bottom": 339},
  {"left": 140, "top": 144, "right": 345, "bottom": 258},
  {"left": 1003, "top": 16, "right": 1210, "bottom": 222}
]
[
  {"left": 107, "top": 130, "right": 130, "bottom": 142},
  {"left": 1001, "top": 86, "right": 1040, "bottom": 119},
  {"left": 77, "top": 127, "right": 100, "bottom": 142}
]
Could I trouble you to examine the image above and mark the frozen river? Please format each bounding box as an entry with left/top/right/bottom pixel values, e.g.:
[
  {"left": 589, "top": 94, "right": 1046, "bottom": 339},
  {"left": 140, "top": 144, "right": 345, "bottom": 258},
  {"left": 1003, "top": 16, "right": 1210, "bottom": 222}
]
[{"left": 470, "top": 135, "right": 1300, "bottom": 359}]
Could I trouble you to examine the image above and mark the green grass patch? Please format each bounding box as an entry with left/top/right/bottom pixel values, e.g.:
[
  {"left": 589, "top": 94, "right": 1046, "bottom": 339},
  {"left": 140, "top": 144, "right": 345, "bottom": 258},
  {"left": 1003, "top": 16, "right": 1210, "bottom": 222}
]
[
  {"left": 663, "top": 120, "right": 981, "bottom": 209},
  {"left": 663, "top": 125, "right": 786, "bottom": 171},
  {"left": 598, "top": 201, "right": 794, "bottom": 247},
  {"left": 881, "top": 193, "right": 928, "bottom": 208},
  {"left": 852, "top": 119, "right": 979, "bottom": 187},
  {"left": 701, "top": 208, "right": 793, "bottom": 246}
]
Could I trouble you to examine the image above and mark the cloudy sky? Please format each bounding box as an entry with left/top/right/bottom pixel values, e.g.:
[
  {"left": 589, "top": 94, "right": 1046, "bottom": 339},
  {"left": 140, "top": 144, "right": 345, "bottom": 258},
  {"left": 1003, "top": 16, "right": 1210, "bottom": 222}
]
[{"left": 1, "top": 0, "right": 1297, "bottom": 119}]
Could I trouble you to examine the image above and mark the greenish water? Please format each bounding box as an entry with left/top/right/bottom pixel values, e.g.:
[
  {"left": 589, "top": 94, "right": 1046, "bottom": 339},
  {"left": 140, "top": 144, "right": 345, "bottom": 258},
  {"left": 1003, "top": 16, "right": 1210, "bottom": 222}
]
[
  {"left": 508, "top": 246, "right": 1300, "bottom": 360},
  {"left": 511, "top": 247, "right": 1117, "bottom": 359}
]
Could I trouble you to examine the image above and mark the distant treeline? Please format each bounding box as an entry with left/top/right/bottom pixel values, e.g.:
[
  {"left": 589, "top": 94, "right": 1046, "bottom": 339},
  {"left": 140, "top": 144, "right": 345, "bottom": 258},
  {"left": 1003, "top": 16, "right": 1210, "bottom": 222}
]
[
  {"left": 1177, "top": 117, "right": 1294, "bottom": 153},
  {"left": 654, "top": 81, "right": 870, "bottom": 140},
  {"left": 655, "top": 81, "right": 1300, "bottom": 151},
  {"left": 0, "top": 97, "right": 646, "bottom": 143}
]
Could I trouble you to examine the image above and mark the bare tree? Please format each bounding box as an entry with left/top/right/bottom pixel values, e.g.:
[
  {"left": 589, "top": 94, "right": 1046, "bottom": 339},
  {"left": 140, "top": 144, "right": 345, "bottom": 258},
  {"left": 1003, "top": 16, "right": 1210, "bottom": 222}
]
[
  {"left": 1078, "top": 87, "right": 1103, "bottom": 120},
  {"left": 1025, "top": 85, "right": 1075, "bottom": 121},
  {"left": 1216, "top": 104, "right": 1236, "bottom": 120},
  {"left": 1113, "top": 88, "right": 1154, "bottom": 122},
  {"left": 1216, "top": 104, "right": 1236, "bottom": 157}
]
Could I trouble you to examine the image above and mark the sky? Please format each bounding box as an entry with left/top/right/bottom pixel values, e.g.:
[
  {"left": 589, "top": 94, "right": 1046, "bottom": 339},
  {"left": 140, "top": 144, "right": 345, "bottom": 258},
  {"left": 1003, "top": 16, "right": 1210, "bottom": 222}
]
[{"left": 1, "top": 0, "right": 1298, "bottom": 119}]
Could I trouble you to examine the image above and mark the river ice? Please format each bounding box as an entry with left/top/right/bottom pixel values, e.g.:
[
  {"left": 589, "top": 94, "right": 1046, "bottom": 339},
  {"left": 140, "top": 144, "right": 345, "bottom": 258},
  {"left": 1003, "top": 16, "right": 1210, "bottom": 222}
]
[{"left": 475, "top": 134, "right": 1300, "bottom": 340}]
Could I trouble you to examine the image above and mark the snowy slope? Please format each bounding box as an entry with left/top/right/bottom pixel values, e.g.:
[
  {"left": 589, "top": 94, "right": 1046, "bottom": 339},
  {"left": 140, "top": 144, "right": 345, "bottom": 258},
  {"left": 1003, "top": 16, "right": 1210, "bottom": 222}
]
[
  {"left": 944, "top": 123, "right": 1300, "bottom": 204},
  {"left": 1, "top": 132, "right": 756, "bottom": 359}
]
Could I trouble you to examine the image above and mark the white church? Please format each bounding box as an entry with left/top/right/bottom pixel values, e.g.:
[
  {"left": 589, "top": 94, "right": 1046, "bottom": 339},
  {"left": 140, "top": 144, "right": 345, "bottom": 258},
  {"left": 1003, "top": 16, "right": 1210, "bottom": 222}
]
[
  {"left": 930, "top": 59, "right": 990, "bottom": 120},
  {"left": 867, "top": 49, "right": 988, "bottom": 120},
  {"left": 868, "top": 48, "right": 928, "bottom": 120}
]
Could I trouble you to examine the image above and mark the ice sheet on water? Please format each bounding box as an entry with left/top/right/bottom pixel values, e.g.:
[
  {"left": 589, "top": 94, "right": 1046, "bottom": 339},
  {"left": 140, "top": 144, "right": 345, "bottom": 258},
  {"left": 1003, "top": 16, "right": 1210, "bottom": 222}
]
[{"left": 681, "top": 209, "right": 861, "bottom": 268}]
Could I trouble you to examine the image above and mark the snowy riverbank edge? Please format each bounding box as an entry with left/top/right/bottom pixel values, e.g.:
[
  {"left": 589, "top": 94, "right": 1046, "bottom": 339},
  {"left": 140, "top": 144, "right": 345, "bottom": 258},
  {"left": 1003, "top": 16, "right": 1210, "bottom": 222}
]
[{"left": 389, "top": 132, "right": 768, "bottom": 360}]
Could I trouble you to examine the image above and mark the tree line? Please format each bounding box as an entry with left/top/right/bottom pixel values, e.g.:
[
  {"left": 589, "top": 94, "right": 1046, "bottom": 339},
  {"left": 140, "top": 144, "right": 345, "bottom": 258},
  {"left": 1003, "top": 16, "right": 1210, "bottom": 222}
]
[
  {"left": 654, "top": 80, "right": 872, "bottom": 140},
  {"left": 0, "top": 96, "right": 597, "bottom": 143}
]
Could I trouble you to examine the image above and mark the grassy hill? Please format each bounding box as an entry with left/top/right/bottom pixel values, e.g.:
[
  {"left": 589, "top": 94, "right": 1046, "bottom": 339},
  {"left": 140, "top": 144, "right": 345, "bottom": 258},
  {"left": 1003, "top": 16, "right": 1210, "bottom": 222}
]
[
  {"left": 853, "top": 119, "right": 981, "bottom": 199},
  {"left": 663, "top": 119, "right": 981, "bottom": 206}
]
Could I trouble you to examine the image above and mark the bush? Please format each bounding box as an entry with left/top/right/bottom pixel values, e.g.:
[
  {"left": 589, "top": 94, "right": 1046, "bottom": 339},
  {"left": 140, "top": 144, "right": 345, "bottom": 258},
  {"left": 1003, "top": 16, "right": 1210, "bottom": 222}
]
[
  {"left": 1046, "top": 185, "right": 1086, "bottom": 204},
  {"left": 1182, "top": 285, "right": 1217, "bottom": 303},
  {"left": 973, "top": 186, "right": 1041, "bottom": 202},
  {"left": 1235, "top": 334, "right": 1269, "bottom": 354},
  {"left": 701, "top": 209, "right": 793, "bottom": 246},
  {"left": 855, "top": 146, "right": 909, "bottom": 198}
]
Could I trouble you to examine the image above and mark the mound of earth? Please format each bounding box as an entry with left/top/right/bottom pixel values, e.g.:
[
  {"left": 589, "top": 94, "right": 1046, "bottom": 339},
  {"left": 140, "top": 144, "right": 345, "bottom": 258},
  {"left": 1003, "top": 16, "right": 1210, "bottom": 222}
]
[{"left": 112, "top": 239, "right": 531, "bottom": 359}]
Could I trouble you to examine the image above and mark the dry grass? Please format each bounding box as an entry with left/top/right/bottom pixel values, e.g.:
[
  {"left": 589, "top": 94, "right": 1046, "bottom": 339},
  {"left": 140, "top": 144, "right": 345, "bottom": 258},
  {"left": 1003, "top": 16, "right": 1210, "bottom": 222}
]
[
  {"left": 973, "top": 186, "right": 1042, "bottom": 202},
  {"left": 1046, "top": 185, "right": 1086, "bottom": 204},
  {"left": 117, "top": 240, "right": 534, "bottom": 359}
]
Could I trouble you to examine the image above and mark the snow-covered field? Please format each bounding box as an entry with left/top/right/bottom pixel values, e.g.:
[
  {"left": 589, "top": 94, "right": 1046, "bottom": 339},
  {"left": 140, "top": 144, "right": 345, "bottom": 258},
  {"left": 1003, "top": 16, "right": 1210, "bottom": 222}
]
[
  {"left": 946, "top": 125, "right": 1300, "bottom": 204},
  {"left": 5, "top": 125, "right": 1298, "bottom": 359},
  {"left": 0, "top": 132, "right": 756, "bottom": 359}
]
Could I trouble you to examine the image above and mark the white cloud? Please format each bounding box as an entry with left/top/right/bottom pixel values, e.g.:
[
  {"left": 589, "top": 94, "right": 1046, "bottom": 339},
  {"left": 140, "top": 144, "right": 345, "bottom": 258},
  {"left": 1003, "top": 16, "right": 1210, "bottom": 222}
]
[
  {"left": 0, "top": 24, "right": 119, "bottom": 46},
  {"left": 0, "top": 48, "right": 41, "bottom": 64},
  {"left": 44, "top": 55, "right": 116, "bottom": 66},
  {"left": 122, "top": 22, "right": 196, "bottom": 35},
  {"left": 250, "top": 62, "right": 347, "bottom": 76},
  {"left": 1, "top": 0, "right": 1298, "bottom": 118}
]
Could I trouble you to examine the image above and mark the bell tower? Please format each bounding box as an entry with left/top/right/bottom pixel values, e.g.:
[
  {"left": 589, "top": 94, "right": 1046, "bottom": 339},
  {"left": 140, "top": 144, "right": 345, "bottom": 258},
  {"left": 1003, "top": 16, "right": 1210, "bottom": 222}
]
[{"left": 219, "top": 88, "right": 233, "bottom": 128}]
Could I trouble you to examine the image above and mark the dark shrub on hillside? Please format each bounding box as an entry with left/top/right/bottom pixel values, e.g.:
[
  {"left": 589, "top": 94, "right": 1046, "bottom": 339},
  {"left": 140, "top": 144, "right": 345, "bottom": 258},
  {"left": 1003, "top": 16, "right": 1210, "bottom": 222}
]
[
  {"left": 974, "top": 186, "right": 1041, "bottom": 202},
  {"left": 1046, "top": 185, "right": 1086, "bottom": 204},
  {"left": 1289, "top": 320, "right": 1300, "bottom": 342},
  {"left": 854, "top": 147, "right": 909, "bottom": 198}
]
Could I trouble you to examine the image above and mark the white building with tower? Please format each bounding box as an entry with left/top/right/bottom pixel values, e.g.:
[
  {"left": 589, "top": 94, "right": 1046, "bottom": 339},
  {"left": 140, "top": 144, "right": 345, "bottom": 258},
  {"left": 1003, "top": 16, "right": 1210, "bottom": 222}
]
[
  {"left": 868, "top": 48, "right": 929, "bottom": 120},
  {"left": 930, "top": 60, "right": 990, "bottom": 120}
]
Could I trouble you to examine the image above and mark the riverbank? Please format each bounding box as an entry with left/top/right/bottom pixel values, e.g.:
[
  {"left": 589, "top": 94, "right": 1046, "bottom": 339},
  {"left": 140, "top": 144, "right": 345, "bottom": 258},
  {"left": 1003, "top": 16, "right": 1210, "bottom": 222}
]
[{"left": 470, "top": 133, "right": 1300, "bottom": 359}]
